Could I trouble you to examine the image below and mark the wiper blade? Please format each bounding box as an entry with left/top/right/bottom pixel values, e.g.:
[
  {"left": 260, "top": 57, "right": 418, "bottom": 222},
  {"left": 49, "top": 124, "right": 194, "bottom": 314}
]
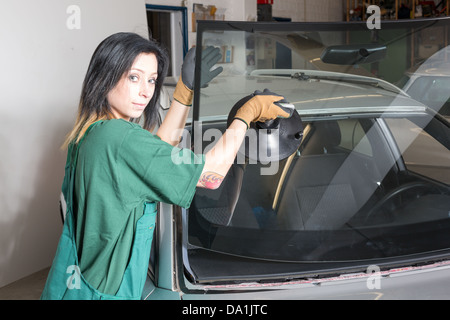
[
  {"left": 292, "top": 72, "right": 402, "bottom": 94},
  {"left": 250, "top": 69, "right": 407, "bottom": 96}
]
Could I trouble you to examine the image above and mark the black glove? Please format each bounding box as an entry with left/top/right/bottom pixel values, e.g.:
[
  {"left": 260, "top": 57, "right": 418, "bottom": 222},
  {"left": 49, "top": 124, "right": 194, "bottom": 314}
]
[
  {"left": 182, "top": 46, "right": 223, "bottom": 89},
  {"left": 173, "top": 46, "right": 223, "bottom": 106}
]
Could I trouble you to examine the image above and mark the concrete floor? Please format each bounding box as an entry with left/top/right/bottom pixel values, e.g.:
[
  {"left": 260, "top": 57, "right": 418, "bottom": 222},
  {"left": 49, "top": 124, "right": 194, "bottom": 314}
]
[{"left": 0, "top": 268, "right": 49, "bottom": 300}]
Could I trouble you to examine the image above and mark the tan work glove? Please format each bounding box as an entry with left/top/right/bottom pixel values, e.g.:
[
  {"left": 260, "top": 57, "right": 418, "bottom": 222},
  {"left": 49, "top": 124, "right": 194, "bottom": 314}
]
[{"left": 234, "top": 89, "right": 294, "bottom": 129}]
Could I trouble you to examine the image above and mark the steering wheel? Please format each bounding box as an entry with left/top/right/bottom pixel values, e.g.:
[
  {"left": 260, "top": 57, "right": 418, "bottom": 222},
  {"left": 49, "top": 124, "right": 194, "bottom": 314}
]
[{"left": 363, "top": 181, "right": 438, "bottom": 224}]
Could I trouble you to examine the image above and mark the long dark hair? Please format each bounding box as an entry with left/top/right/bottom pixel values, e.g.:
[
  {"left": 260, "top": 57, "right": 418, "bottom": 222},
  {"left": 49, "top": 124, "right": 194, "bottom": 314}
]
[{"left": 64, "top": 32, "right": 169, "bottom": 147}]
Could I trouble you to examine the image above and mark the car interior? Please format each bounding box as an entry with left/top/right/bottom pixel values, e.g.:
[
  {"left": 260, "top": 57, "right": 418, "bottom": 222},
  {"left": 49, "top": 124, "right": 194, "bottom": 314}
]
[
  {"left": 192, "top": 116, "right": 449, "bottom": 228},
  {"left": 184, "top": 114, "right": 450, "bottom": 283}
]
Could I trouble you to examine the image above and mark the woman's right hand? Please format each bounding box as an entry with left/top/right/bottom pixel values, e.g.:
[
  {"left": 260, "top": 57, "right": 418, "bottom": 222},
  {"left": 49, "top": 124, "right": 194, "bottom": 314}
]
[{"left": 233, "top": 89, "right": 294, "bottom": 129}]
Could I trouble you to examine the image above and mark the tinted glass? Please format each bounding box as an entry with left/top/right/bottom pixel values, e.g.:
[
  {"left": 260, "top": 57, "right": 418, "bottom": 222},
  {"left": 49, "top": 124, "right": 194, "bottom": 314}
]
[
  {"left": 193, "top": 19, "right": 450, "bottom": 120},
  {"left": 184, "top": 19, "right": 450, "bottom": 283},
  {"left": 188, "top": 116, "right": 450, "bottom": 261}
]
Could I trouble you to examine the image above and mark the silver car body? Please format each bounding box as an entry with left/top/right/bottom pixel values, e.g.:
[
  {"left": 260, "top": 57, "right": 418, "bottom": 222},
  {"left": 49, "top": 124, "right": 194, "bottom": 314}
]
[{"left": 401, "top": 62, "right": 450, "bottom": 119}]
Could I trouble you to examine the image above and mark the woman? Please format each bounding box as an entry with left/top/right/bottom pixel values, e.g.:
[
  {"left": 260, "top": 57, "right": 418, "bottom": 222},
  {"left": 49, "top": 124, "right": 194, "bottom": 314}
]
[{"left": 41, "top": 32, "right": 291, "bottom": 299}]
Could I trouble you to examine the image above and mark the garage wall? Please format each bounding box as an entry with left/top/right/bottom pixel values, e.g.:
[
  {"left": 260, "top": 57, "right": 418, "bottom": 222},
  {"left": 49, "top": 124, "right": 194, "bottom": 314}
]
[
  {"left": 272, "top": 0, "right": 344, "bottom": 22},
  {"left": 0, "top": 0, "right": 149, "bottom": 288}
]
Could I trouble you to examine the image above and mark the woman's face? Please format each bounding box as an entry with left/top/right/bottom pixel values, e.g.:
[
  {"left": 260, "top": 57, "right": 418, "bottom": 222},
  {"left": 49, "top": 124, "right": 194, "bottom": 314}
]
[{"left": 107, "top": 52, "right": 158, "bottom": 121}]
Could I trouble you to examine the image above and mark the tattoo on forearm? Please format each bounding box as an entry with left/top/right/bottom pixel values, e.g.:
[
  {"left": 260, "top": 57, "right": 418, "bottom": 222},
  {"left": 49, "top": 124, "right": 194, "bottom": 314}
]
[{"left": 200, "top": 172, "right": 224, "bottom": 189}]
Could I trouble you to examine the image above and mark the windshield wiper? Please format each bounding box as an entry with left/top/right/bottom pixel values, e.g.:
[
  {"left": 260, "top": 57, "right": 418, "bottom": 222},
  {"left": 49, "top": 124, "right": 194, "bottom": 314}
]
[
  {"left": 291, "top": 72, "right": 402, "bottom": 95},
  {"left": 250, "top": 69, "right": 406, "bottom": 96}
]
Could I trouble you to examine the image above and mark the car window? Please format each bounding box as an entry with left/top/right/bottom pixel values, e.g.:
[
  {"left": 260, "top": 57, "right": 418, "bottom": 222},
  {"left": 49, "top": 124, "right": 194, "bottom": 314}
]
[
  {"left": 407, "top": 76, "right": 450, "bottom": 116},
  {"left": 385, "top": 117, "right": 450, "bottom": 184},
  {"left": 338, "top": 119, "right": 372, "bottom": 156}
]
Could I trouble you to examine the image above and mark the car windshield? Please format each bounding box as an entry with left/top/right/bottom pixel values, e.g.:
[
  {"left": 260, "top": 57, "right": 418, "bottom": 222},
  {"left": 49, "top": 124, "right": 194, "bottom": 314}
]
[{"left": 183, "top": 19, "right": 450, "bottom": 284}]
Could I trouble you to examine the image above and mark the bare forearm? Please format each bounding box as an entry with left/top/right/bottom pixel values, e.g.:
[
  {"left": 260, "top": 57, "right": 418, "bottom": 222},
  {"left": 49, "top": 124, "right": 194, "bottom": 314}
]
[
  {"left": 156, "top": 99, "right": 190, "bottom": 146},
  {"left": 197, "top": 119, "right": 247, "bottom": 189}
]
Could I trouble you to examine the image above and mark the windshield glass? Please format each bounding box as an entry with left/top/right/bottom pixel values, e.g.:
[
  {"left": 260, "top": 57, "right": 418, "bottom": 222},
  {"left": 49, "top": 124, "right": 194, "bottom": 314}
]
[
  {"left": 184, "top": 18, "right": 450, "bottom": 283},
  {"left": 192, "top": 18, "right": 450, "bottom": 120}
]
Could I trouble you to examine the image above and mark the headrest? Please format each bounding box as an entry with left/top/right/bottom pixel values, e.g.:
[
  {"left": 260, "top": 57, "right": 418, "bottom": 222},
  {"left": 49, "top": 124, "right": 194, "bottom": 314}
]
[{"left": 300, "top": 121, "right": 341, "bottom": 155}]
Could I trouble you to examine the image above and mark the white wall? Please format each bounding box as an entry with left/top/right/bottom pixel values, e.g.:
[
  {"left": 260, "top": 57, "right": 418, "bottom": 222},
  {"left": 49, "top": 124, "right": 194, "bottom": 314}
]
[{"left": 0, "top": 0, "right": 149, "bottom": 288}]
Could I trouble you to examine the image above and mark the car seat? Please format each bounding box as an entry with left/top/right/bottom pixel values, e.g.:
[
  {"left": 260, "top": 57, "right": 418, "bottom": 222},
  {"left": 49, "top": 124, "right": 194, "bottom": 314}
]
[{"left": 275, "top": 121, "right": 375, "bottom": 230}]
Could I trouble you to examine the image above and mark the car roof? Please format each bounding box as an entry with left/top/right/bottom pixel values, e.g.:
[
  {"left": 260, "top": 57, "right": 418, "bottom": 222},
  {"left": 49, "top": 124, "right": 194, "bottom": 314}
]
[
  {"left": 405, "top": 62, "right": 450, "bottom": 78},
  {"left": 198, "top": 70, "right": 426, "bottom": 121}
]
